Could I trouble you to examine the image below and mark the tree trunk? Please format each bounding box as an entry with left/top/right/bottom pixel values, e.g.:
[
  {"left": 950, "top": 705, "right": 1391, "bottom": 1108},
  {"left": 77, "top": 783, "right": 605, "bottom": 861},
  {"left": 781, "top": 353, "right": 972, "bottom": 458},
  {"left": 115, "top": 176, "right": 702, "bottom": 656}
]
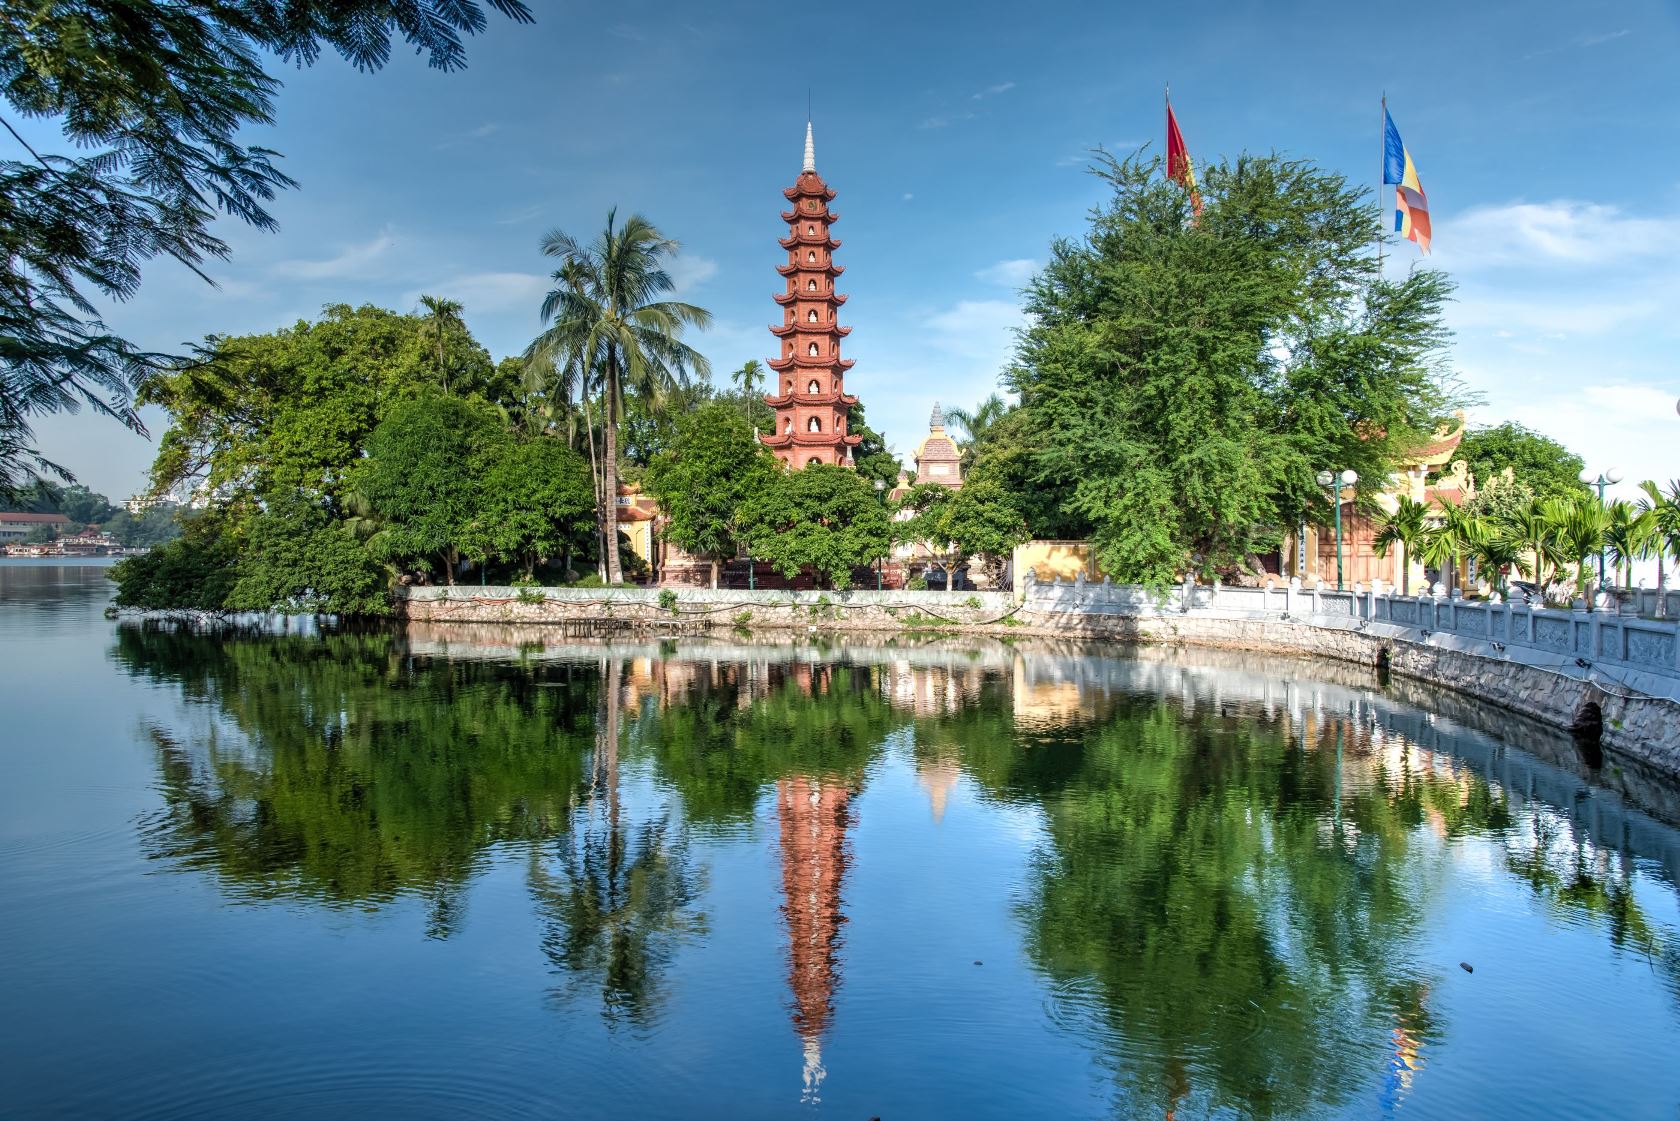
[
  {"left": 581, "top": 390, "right": 606, "bottom": 581},
  {"left": 603, "top": 355, "right": 623, "bottom": 586},
  {"left": 709, "top": 558, "right": 718, "bottom": 589},
  {"left": 1400, "top": 543, "right": 1410, "bottom": 596},
  {"left": 443, "top": 547, "right": 456, "bottom": 586}
]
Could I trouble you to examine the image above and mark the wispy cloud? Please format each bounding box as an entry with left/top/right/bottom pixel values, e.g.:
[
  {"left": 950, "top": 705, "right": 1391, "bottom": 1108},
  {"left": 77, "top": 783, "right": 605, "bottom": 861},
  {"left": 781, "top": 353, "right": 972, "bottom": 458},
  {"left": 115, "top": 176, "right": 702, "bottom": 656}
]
[
  {"left": 902, "top": 192, "right": 915, "bottom": 201},
  {"left": 271, "top": 230, "right": 397, "bottom": 281},
  {"left": 1436, "top": 200, "right": 1680, "bottom": 270},
  {"left": 976, "top": 259, "right": 1039, "bottom": 286},
  {"left": 400, "top": 272, "right": 549, "bottom": 318},
  {"left": 972, "top": 81, "right": 1017, "bottom": 100},
  {"left": 1580, "top": 28, "right": 1630, "bottom": 47},
  {"left": 493, "top": 203, "right": 546, "bottom": 226},
  {"left": 926, "top": 299, "right": 1026, "bottom": 365},
  {"left": 433, "top": 121, "right": 502, "bottom": 150},
  {"left": 667, "top": 255, "right": 718, "bottom": 296}
]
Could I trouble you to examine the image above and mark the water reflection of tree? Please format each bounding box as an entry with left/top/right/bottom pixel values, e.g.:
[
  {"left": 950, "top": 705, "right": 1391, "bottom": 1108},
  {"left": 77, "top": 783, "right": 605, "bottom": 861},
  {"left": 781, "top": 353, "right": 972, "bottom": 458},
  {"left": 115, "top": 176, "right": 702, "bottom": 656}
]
[
  {"left": 529, "top": 657, "right": 706, "bottom": 1030},
  {"left": 119, "top": 622, "right": 594, "bottom": 915},
  {"left": 987, "top": 704, "right": 1504, "bottom": 1119}
]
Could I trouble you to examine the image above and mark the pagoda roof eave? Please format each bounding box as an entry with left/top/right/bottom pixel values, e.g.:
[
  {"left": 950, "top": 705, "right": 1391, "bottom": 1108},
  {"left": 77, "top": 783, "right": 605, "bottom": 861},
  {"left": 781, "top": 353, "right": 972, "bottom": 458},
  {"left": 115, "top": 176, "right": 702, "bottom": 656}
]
[
  {"left": 772, "top": 291, "right": 847, "bottom": 305},
  {"left": 767, "top": 355, "right": 857, "bottom": 372},
  {"left": 760, "top": 432, "right": 865, "bottom": 449},
  {"left": 782, "top": 183, "right": 837, "bottom": 201},
  {"left": 779, "top": 234, "right": 843, "bottom": 250},
  {"left": 782, "top": 209, "right": 840, "bottom": 223},
  {"left": 763, "top": 392, "right": 859, "bottom": 408},
  {"left": 776, "top": 263, "right": 846, "bottom": 278},
  {"left": 769, "top": 323, "right": 851, "bottom": 338}
]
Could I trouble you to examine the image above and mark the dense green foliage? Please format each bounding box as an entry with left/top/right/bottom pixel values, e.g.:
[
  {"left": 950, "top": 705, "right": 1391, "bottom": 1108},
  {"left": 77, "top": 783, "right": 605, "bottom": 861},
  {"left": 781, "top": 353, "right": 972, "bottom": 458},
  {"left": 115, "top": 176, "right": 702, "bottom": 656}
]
[
  {"left": 227, "top": 492, "right": 389, "bottom": 615},
  {"left": 739, "top": 464, "right": 893, "bottom": 588},
  {"left": 0, "top": 0, "right": 529, "bottom": 498},
  {"left": 1006, "top": 152, "right": 1458, "bottom": 584},
  {"left": 109, "top": 516, "right": 238, "bottom": 611},
  {"left": 1456, "top": 422, "right": 1589, "bottom": 502},
  {"left": 645, "top": 404, "right": 777, "bottom": 586}
]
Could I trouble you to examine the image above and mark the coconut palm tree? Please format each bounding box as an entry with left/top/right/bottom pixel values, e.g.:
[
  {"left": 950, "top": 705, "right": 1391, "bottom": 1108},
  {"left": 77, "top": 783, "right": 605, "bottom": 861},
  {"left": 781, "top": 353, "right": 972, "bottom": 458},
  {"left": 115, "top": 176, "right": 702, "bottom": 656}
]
[
  {"left": 526, "top": 211, "right": 711, "bottom": 584},
  {"left": 1638, "top": 480, "right": 1680, "bottom": 616},
  {"left": 731, "top": 359, "right": 766, "bottom": 435},
  {"left": 1372, "top": 495, "right": 1429, "bottom": 595},
  {"left": 1542, "top": 492, "right": 1610, "bottom": 607},
  {"left": 1497, "top": 497, "right": 1564, "bottom": 601},
  {"left": 944, "top": 394, "right": 1011, "bottom": 466},
  {"left": 1418, "top": 502, "right": 1473, "bottom": 596},
  {"left": 417, "top": 295, "right": 467, "bottom": 395},
  {"left": 1462, "top": 518, "right": 1526, "bottom": 599},
  {"left": 1603, "top": 499, "right": 1650, "bottom": 592}
]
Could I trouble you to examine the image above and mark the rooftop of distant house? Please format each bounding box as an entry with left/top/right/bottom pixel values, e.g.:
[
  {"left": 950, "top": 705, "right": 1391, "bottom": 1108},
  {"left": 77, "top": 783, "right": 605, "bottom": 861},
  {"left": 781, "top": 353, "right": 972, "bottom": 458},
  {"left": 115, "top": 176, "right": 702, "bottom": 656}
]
[{"left": 0, "top": 512, "right": 71, "bottom": 524}]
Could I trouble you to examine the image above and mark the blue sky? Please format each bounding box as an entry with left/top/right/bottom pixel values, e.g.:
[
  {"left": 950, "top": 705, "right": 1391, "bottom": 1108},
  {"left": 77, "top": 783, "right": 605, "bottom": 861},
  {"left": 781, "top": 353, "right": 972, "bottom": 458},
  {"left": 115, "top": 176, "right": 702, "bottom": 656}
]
[{"left": 21, "top": 0, "right": 1680, "bottom": 504}]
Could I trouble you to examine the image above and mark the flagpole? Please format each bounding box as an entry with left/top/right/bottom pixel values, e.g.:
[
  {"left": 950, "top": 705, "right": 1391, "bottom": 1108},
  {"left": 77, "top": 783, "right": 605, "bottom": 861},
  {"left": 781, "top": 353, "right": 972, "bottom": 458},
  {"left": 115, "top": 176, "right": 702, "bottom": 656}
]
[{"left": 1377, "top": 93, "right": 1387, "bottom": 274}]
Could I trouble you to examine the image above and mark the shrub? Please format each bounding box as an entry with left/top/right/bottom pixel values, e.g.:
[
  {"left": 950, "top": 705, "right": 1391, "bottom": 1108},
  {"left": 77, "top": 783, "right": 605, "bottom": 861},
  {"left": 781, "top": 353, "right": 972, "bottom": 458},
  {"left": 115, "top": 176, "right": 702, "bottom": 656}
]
[
  {"left": 963, "top": 595, "right": 983, "bottom": 609},
  {"left": 658, "top": 589, "right": 679, "bottom": 613},
  {"left": 733, "top": 610, "right": 753, "bottom": 627},
  {"left": 516, "top": 587, "right": 546, "bottom": 605}
]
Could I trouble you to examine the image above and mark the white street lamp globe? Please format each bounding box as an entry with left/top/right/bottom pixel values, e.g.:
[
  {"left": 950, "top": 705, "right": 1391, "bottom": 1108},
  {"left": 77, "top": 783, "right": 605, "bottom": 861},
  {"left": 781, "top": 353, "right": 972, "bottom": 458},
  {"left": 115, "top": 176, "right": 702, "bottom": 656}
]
[
  {"left": 1316, "top": 470, "right": 1334, "bottom": 487},
  {"left": 1579, "top": 468, "right": 1595, "bottom": 485},
  {"left": 1343, "top": 469, "right": 1359, "bottom": 486},
  {"left": 1607, "top": 468, "right": 1624, "bottom": 484}
]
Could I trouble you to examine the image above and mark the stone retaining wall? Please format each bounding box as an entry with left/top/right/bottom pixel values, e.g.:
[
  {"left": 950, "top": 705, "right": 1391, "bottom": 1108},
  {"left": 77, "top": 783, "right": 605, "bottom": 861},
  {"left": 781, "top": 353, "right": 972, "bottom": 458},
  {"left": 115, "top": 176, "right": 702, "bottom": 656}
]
[
  {"left": 1017, "top": 594, "right": 1680, "bottom": 776},
  {"left": 395, "top": 585, "right": 1018, "bottom": 632}
]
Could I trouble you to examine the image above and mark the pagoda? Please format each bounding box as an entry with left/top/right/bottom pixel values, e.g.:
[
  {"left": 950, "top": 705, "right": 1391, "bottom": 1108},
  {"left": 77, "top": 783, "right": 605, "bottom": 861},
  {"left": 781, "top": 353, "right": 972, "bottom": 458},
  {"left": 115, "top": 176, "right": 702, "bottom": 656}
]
[{"left": 761, "top": 121, "right": 862, "bottom": 468}]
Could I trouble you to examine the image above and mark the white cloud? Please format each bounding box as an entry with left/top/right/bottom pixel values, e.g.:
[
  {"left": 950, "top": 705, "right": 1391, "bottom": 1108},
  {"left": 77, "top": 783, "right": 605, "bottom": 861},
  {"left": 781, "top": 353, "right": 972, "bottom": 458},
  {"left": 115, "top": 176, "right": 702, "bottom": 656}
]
[
  {"left": 976, "top": 258, "right": 1039, "bottom": 286},
  {"left": 1435, "top": 201, "right": 1680, "bottom": 271},
  {"left": 493, "top": 203, "right": 546, "bottom": 226},
  {"left": 667, "top": 254, "right": 718, "bottom": 295},
  {"left": 1448, "top": 292, "right": 1663, "bottom": 336},
  {"left": 926, "top": 299, "right": 1026, "bottom": 362},
  {"left": 271, "top": 230, "right": 397, "bottom": 281},
  {"left": 1492, "top": 382, "right": 1680, "bottom": 501},
  {"left": 1580, "top": 29, "right": 1630, "bottom": 46},
  {"left": 902, "top": 192, "right": 914, "bottom": 201},
  {"left": 972, "top": 81, "right": 1016, "bottom": 99},
  {"left": 401, "top": 272, "right": 548, "bottom": 318}
]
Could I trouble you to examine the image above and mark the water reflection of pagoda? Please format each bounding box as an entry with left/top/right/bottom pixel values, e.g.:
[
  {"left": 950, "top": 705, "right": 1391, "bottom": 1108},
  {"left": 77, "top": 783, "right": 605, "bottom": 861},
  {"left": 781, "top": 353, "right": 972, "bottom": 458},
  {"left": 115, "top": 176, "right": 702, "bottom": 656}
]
[{"left": 776, "top": 774, "right": 852, "bottom": 1102}]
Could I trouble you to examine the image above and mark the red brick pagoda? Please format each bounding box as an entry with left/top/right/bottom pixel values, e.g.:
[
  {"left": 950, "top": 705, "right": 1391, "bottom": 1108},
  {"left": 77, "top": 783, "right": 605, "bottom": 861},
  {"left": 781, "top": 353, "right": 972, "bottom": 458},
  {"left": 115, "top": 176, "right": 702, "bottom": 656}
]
[{"left": 762, "top": 122, "right": 862, "bottom": 469}]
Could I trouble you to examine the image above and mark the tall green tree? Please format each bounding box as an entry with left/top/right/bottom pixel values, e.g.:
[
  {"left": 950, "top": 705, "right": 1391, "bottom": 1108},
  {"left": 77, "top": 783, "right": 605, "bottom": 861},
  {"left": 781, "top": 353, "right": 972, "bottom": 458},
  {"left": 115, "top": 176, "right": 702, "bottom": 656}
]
[
  {"left": 1372, "top": 495, "right": 1429, "bottom": 595},
  {"left": 729, "top": 359, "right": 769, "bottom": 434},
  {"left": 416, "top": 295, "right": 468, "bottom": 395},
  {"left": 0, "top": 0, "right": 531, "bottom": 499},
  {"left": 1008, "top": 151, "right": 1458, "bottom": 585},
  {"left": 1542, "top": 492, "right": 1609, "bottom": 604},
  {"left": 645, "top": 404, "right": 776, "bottom": 587},
  {"left": 473, "top": 438, "right": 597, "bottom": 579},
  {"left": 944, "top": 393, "right": 1011, "bottom": 465},
  {"left": 1638, "top": 480, "right": 1680, "bottom": 611},
  {"left": 228, "top": 491, "right": 389, "bottom": 615},
  {"left": 739, "top": 464, "right": 892, "bottom": 589},
  {"left": 359, "top": 394, "right": 506, "bottom": 584},
  {"left": 1456, "top": 423, "right": 1590, "bottom": 502},
  {"left": 526, "top": 210, "right": 711, "bottom": 584},
  {"left": 1603, "top": 499, "right": 1650, "bottom": 592}
]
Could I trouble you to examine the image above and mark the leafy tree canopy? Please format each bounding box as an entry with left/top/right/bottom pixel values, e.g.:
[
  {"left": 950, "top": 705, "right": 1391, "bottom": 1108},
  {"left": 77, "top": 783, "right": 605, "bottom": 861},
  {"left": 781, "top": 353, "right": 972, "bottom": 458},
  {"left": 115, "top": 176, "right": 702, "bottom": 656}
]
[
  {"left": 739, "top": 464, "right": 892, "bottom": 589},
  {"left": 645, "top": 403, "right": 777, "bottom": 585},
  {"left": 472, "top": 438, "right": 597, "bottom": 579},
  {"left": 1456, "top": 422, "right": 1589, "bottom": 503},
  {"left": 0, "top": 0, "right": 530, "bottom": 498},
  {"left": 1008, "top": 151, "right": 1460, "bottom": 584},
  {"left": 358, "top": 394, "right": 507, "bottom": 583}
]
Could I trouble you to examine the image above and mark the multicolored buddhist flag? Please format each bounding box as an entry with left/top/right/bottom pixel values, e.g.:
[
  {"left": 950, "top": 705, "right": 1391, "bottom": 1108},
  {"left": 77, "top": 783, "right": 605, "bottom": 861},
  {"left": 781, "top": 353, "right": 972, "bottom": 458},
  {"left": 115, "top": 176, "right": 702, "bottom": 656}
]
[
  {"left": 1383, "top": 108, "right": 1431, "bottom": 254},
  {"left": 1166, "top": 99, "right": 1203, "bottom": 217}
]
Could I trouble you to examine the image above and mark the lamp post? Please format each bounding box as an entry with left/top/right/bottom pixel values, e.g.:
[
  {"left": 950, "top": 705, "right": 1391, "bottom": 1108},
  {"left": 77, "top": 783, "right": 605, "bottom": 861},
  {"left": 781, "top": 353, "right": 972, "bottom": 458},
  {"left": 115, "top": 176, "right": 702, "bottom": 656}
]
[
  {"left": 1580, "top": 467, "right": 1623, "bottom": 587},
  {"left": 1316, "top": 468, "right": 1359, "bottom": 591}
]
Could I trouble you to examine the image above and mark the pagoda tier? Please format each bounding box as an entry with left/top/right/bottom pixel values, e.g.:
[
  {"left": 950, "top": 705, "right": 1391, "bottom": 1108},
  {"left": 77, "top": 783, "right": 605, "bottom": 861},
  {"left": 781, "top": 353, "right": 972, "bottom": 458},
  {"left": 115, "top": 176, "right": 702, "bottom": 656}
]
[
  {"left": 762, "top": 431, "right": 865, "bottom": 450},
  {"left": 779, "top": 233, "right": 842, "bottom": 249},
  {"left": 763, "top": 391, "right": 860, "bottom": 408},
  {"left": 761, "top": 121, "right": 864, "bottom": 469},
  {"left": 769, "top": 322, "right": 851, "bottom": 339},
  {"left": 767, "top": 355, "right": 856, "bottom": 373}
]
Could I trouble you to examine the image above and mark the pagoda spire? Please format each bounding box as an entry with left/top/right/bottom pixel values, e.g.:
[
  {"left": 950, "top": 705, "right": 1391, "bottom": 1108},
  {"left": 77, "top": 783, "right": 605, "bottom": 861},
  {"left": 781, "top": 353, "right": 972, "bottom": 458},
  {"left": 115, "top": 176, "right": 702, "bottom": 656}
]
[{"left": 762, "top": 123, "right": 862, "bottom": 469}]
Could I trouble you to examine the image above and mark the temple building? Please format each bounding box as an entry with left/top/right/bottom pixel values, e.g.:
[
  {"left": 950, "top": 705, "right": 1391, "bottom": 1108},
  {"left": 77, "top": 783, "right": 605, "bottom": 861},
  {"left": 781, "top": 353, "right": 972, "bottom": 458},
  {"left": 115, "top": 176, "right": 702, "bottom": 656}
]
[
  {"left": 761, "top": 122, "right": 863, "bottom": 469},
  {"left": 912, "top": 403, "right": 963, "bottom": 488}
]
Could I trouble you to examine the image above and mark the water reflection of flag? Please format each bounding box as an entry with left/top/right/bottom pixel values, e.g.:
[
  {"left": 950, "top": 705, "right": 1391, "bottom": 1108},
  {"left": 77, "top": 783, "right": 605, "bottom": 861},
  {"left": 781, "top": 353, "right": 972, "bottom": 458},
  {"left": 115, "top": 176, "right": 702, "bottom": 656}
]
[{"left": 1383, "top": 107, "right": 1431, "bottom": 254}]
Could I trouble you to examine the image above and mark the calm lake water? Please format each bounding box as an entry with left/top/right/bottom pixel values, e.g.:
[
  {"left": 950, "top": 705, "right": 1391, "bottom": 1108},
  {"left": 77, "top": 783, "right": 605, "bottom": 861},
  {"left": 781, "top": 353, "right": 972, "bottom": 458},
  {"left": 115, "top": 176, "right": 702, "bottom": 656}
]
[{"left": 4, "top": 562, "right": 1680, "bottom": 1119}]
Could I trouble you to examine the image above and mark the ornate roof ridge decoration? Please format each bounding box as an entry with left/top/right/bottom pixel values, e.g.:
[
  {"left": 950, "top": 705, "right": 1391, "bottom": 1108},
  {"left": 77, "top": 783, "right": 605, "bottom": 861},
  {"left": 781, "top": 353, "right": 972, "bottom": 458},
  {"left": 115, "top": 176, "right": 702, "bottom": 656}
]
[
  {"left": 764, "top": 392, "right": 860, "bottom": 407},
  {"left": 768, "top": 355, "right": 857, "bottom": 372},
  {"left": 769, "top": 323, "right": 852, "bottom": 338},
  {"left": 762, "top": 431, "right": 865, "bottom": 449},
  {"left": 773, "top": 290, "right": 847, "bottom": 305}
]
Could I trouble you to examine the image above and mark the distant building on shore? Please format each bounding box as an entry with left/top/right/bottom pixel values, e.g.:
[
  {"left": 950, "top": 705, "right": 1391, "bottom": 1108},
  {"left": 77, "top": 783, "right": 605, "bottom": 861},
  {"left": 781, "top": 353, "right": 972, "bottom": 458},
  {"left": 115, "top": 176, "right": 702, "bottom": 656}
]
[{"left": 0, "top": 511, "right": 70, "bottom": 544}]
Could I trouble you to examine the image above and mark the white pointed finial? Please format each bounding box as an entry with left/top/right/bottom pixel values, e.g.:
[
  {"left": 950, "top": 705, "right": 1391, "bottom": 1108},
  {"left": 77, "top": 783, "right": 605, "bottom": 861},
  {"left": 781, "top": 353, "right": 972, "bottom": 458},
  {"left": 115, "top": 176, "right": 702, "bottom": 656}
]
[{"left": 802, "top": 119, "right": 815, "bottom": 174}]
